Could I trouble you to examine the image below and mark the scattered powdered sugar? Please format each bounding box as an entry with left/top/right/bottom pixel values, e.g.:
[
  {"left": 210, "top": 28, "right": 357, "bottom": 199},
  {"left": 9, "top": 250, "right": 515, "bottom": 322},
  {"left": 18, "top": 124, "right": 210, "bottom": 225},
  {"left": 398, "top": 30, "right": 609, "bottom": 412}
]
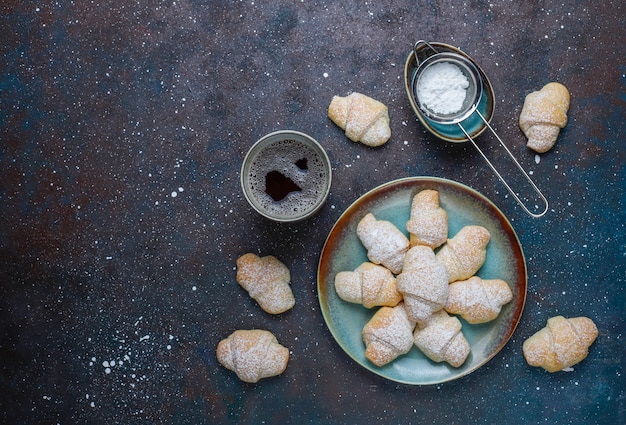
[
  {"left": 85, "top": 317, "right": 178, "bottom": 412},
  {"left": 170, "top": 187, "right": 184, "bottom": 198}
]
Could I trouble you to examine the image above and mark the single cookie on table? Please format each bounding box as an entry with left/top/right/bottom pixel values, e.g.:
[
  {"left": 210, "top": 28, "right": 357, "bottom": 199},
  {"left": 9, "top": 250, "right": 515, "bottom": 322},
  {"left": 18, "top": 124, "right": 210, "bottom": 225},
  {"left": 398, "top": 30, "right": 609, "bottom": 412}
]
[
  {"left": 328, "top": 92, "right": 391, "bottom": 147},
  {"left": 236, "top": 253, "right": 295, "bottom": 314},
  {"left": 519, "top": 82, "right": 570, "bottom": 153},
  {"left": 522, "top": 315, "right": 598, "bottom": 372},
  {"left": 216, "top": 329, "right": 289, "bottom": 383}
]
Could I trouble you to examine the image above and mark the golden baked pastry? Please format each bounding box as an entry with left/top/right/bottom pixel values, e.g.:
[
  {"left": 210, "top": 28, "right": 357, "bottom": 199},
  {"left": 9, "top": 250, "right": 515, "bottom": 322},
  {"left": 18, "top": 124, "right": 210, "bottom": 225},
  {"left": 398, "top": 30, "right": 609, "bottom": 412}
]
[
  {"left": 445, "top": 276, "right": 513, "bottom": 324},
  {"left": 328, "top": 92, "right": 391, "bottom": 147},
  {"left": 334, "top": 262, "right": 402, "bottom": 308},
  {"left": 413, "top": 310, "right": 470, "bottom": 368},
  {"left": 236, "top": 253, "right": 295, "bottom": 314},
  {"left": 519, "top": 82, "right": 570, "bottom": 153},
  {"left": 216, "top": 329, "right": 289, "bottom": 383},
  {"left": 396, "top": 245, "right": 449, "bottom": 325},
  {"left": 522, "top": 316, "right": 598, "bottom": 372},
  {"left": 435, "top": 225, "right": 490, "bottom": 283},
  {"left": 406, "top": 189, "right": 448, "bottom": 249},
  {"left": 356, "top": 212, "right": 410, "bottom": 274},
  {"left": 362, "top": 303, "right": 416, "bottom": 366}
]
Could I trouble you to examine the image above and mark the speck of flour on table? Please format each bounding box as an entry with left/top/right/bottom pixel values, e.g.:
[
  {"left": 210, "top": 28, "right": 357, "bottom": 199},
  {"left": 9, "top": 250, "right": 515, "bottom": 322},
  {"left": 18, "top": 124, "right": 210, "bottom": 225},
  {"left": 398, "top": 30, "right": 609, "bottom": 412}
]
[{"left": 170, "top": 187, "right": 184, "bottom": 198}]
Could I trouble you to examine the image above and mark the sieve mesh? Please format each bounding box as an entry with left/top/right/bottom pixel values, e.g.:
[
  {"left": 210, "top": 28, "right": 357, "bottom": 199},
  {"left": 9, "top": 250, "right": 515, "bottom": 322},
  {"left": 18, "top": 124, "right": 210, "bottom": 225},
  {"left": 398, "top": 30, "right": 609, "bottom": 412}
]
[{"left": 412, "top": 53, "right": 483, "bottom": 124}]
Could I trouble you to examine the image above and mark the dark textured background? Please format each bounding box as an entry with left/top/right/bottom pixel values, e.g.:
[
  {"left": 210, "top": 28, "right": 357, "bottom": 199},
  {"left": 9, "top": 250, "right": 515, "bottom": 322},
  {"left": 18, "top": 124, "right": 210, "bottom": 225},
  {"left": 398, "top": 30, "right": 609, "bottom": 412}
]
[{"left": 1, "top": 1, "right": 624, "bottom": 424}]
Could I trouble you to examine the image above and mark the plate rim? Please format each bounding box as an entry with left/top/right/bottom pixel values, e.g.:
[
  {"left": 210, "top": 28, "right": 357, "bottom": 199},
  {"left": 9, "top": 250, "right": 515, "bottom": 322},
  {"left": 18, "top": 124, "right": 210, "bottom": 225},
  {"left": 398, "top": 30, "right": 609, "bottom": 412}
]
[{"left": 317, "top": 176, "right": 527, "bottom": 385}]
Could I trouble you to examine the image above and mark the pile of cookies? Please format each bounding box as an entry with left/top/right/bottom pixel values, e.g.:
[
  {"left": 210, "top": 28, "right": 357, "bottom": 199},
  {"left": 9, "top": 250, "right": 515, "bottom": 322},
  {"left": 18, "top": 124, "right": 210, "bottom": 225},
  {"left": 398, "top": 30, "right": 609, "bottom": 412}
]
[
  {"left": 334, "top": 189, "right": 513, "bottom": 368},
  {"left": 218, "top": 192, "right": 598, "bottom": 383}
]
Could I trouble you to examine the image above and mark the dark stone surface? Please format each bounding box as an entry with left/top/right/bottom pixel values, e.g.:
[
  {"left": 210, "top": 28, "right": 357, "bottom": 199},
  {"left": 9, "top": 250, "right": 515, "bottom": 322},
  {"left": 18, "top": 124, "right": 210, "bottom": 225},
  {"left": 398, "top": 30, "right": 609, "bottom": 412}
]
[{"left": 1, "top": 1, "right": 624, "bottom": 424}]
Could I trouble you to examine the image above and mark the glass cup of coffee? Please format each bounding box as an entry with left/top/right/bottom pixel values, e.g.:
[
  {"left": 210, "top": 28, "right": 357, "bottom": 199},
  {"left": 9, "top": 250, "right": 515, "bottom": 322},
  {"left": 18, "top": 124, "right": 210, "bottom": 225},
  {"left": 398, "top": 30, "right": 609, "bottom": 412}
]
[{"left": 240, "top": 130, "right": 332, "bottom": 222}]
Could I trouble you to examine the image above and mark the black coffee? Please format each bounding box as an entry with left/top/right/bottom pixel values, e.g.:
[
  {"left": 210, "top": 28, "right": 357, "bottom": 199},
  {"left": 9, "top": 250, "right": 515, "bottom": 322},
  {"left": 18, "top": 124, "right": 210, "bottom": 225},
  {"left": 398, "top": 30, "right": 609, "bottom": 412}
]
[
  {"left": 265, "top": 170, "right": 302, "bottom": 201},
  {"left": 247, "top": 139, "right": 329, "bottom": 220}
]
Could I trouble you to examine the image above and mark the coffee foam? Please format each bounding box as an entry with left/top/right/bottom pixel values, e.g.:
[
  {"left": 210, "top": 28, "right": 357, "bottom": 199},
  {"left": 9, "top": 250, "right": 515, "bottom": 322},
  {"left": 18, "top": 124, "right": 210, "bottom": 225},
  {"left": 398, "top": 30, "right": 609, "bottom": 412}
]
[{"left": 247, "top": 139, "right": 329, "bottom": 219}]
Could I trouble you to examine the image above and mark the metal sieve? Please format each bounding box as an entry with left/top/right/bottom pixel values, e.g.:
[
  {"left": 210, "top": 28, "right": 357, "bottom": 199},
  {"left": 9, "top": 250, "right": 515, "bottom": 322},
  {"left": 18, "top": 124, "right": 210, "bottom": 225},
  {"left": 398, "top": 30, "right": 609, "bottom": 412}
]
[
  {"left": 406, "top": 40, "right": 549, "bottom": 218},
  {"left": 413, "top": 51, "right": 483, "bottom": 125}
]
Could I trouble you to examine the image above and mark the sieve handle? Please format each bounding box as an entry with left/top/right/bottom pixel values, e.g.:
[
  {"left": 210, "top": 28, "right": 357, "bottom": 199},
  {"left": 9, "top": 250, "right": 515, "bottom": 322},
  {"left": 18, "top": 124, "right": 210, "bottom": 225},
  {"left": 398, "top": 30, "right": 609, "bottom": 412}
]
[
  {"left": 458, "top": 111, "right": 549, "bottom": 218},
  {"left": 413, "top": 40, "right": 439, "bottom": 66}
]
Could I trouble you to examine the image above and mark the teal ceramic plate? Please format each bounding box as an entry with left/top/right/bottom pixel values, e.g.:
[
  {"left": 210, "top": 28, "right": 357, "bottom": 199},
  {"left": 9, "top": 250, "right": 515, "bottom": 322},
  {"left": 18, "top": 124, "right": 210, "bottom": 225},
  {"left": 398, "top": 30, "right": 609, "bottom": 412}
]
[{"left": 317, "top": 177, "right": 526, "bottom": 385}]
